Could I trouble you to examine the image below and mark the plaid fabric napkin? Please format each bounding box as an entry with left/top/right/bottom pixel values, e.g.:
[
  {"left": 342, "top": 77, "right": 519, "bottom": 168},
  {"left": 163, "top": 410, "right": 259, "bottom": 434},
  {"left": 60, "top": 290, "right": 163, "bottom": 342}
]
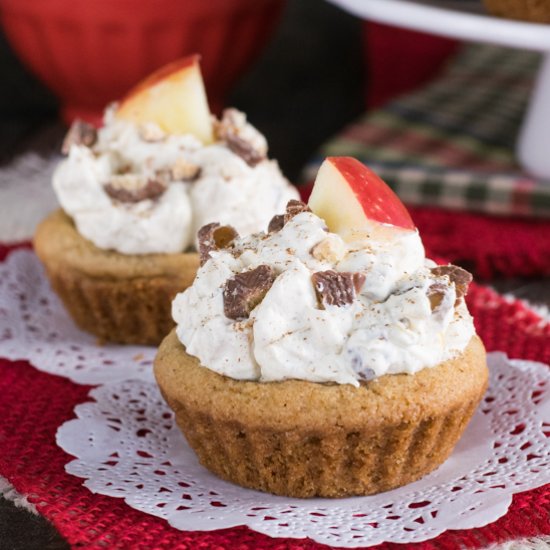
[{"left": 303, "top": 43, "right": 550, "bottom": 218}]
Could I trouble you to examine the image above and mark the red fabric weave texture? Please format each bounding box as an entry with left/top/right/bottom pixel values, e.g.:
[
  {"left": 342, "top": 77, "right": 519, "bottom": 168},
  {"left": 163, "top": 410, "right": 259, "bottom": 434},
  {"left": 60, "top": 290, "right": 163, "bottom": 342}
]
[
  {"left": 0, "top": 242, "right": 549, "bottom": 549},
  {"left": 411, "top": 206, "right": 550, "bottom": 280}
]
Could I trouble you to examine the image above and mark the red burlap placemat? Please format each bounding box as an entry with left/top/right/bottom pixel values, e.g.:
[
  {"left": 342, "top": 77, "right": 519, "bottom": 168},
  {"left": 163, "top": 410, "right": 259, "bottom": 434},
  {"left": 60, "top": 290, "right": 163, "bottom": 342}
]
[
  {"left": 0, "top": 240, "right": 549, "bottom": 549},
  {"left": 410, "top": 206, "right": 550, "bottom": 279}
]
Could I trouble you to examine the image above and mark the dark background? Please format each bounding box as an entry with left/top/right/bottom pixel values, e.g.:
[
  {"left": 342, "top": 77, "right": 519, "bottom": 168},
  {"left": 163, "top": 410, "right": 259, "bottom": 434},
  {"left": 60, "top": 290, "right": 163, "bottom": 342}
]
[{"left": 0, "top": 0, "right": 367, "bottom": 182}]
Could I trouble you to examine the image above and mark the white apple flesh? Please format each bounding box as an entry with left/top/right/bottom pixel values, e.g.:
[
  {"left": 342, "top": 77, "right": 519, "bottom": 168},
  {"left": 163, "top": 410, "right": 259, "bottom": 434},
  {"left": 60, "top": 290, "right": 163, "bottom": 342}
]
[
  {"left": 116, "top": 55, "right": 214, "bottom": 144},
  {"left": 308, "top": 157, "right": 415, "bottom": 239}
]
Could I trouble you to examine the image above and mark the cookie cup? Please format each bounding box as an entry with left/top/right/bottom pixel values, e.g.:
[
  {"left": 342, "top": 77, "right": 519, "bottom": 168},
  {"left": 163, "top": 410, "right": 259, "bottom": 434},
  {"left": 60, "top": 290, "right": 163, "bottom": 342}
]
[
  {"left": 154, "top": 331, "right": 488, "bottom": 498},
  {"left": 34, "top": 210, "right": 199, "bottom": 345}
]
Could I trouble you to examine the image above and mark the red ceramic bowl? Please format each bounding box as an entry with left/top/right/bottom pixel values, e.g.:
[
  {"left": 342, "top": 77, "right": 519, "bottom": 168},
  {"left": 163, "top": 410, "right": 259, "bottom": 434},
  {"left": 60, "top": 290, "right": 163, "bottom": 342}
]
[{"left": 0, "top": 0, "right": 284, "bottom": 123}]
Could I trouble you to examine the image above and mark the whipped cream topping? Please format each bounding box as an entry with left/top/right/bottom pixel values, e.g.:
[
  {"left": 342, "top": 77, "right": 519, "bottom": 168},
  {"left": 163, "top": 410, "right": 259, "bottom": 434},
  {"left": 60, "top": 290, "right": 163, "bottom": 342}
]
[
  {"left": 173, "top": 210, "right": 475, "bottom": 386},
  {"left": 53, "top": 108, "right": 298, "bottom": 255}
]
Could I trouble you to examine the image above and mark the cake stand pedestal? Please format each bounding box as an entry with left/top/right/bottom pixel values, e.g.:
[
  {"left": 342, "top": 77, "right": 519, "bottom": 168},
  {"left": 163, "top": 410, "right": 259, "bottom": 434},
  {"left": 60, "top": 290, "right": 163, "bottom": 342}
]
[{"left": 327, "top": 0, "right": 550, "bottom": 180}]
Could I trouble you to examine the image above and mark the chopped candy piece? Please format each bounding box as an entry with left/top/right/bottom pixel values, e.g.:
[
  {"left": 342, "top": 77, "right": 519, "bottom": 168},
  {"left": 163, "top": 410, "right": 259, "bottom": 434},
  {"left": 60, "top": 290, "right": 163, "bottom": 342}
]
[
  {"left": 172, "top": 158, "right": 201, "bottom": 181},
  {"left": 427, "top": 282, "right": 448, "bottom": 311},
  {"left": 138, "top": 122, "right": 166, "bottom": 142},
  {"left": 198, "top": 223, "right": 220, "bottom": 265},
  {"left": 214, "top": 108, "right": 267, "bottom": 167},
  {"left": 284, "top": 200, "right": 311, "bottom": 223},
  {"left": 103, "top": 176, "right": 166, "bottom": 203},
  {"left": 197, "top": 223, "right": 239, "bottom": 266},
  {"left": 310, "top": 235, "right": 347, "bottom": 263},
  {"left": 267, "top": 214, "right": 285, "bottom": 233},
  {"left": 431, "top": 265, "right": 472, "bottom": 299},
  {"left": 267, "top": 201, "right": 311, "bottom": 233},
  {"left": 312, "top": 270, "right": 364, "bottom": 308},
  {"left": 223, "top": 265, "right": 276, "bottom": 320},
  {"left": 225, "top": 135, "right": 265, "bottom": 167},
  {"left": 61, "top": 120, "right": 97, "bottom": 154}
]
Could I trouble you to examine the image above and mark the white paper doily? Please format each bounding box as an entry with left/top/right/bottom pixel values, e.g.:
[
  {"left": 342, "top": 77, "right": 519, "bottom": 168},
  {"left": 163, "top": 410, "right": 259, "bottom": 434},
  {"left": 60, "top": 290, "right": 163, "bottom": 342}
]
[
  {"left": 0, "top": 249, "right": 155, "bottom": 385},
  {"left": 56, "top": 353, "right": 550, "bottom": 547},
  {"left": 0, "top": 153, "right": 59, "bottom": 242}
]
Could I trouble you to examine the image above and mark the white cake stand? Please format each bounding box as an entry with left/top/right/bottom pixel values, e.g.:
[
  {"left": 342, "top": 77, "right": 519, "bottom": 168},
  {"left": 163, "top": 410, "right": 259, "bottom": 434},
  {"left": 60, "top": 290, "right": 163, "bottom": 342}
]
[{"left": 327, "top": 0, "right": 550, "bottom": 180}]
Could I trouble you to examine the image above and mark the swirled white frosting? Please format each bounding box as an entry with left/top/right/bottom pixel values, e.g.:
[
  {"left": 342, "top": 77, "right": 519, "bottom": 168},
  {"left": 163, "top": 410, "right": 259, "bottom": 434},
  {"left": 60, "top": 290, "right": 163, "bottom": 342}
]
[
  {"left": 53, "top": 108, "right": 298, "bottom": 255},
  {"left": 173, "top": 211, "right": 475, "bottom": 386}
]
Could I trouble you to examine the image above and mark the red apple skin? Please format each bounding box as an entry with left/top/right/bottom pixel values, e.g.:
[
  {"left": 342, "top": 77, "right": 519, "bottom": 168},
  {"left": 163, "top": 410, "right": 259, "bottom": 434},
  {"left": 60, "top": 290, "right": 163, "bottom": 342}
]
[
  {"left": 328, "top": 157, "right": 415, "bottom": 230},
  {"left": 120, "top": 54, "right": 199, "bottom": 103}
]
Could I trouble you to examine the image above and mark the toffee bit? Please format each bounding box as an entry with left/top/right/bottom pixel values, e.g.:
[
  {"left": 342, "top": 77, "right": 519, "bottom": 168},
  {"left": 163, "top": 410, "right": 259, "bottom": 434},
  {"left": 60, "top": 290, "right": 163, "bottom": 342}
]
[
  {"left": 154, "top": 168, "right": 173, "bottom": 184},
  {"left": 61, "top": 119, "right": 97, "bottom": 154},
  {"left": 197, "top": 223, "right": 239, "bottom": 266},
  {"left": 214, "top": 108, "right": 267, "bottom": 167},
  {"left": 311, "top": 236, "right": 347, "bottom": 263},
  {"left": 172, "top": 158, "right": 201, "bottom": 181},
  {"left": 267, "top": 214, "right": 285, "bottom": 233},
  {"left": 198, "top": 223, "right": 220, "bottom": 265},
  {"left": 427, "top": 282, "right": 448, "bottom": 311},
  {"left": 284, "top": 199, "right": 311, "bottom": 223},
  {"left": 103, "top": 177, "right": 166, "bottom": 203},
  {"left": 353, "top": 273, "right": 366, "bottom": 293},
  {"left": 431, "top": 265, "right": 473, "bottom": 299},
  {"left": 225, "top": 135, "right": 265, "bottom": 167},
  {"left": 223, "top": 265, "right": 276, "bottom": 320},
  {"left": 138, "top": 122, "right": 166, "bottom": 142},
  {"left": 267, "top": 200, "right": 310, "bottom": 233},
  {"left": 213, "top": 108, "right": 244, "bottom": 140},
  {"left": 213, "top": 225, "right": 239, "bottom": 249},
  {"left": 312, "top": 270, "right": 362, "bottom": 308}
]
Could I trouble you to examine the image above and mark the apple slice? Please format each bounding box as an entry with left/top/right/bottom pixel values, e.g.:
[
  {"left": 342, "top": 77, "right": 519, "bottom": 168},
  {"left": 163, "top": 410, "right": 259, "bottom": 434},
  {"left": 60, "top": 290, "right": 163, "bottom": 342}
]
[
  {"left": 308, "top": 157, "right": 415, "bottom": 236},
  {"left": 116, "top": 55, "right": 214, "bottom": 144}
]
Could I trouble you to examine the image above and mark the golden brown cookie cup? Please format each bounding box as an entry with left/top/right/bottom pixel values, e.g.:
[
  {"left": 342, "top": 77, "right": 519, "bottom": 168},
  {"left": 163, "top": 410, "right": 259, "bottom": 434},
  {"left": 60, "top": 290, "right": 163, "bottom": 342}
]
[
  {"left": 154, "top": 331, "right": 488, "bottom": 498},
  {"left": 483, "top": 0, "right": 550, "bottom": 22},
  {"left": 34, "top": 210, "right": 199, "bottom": 345}
]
